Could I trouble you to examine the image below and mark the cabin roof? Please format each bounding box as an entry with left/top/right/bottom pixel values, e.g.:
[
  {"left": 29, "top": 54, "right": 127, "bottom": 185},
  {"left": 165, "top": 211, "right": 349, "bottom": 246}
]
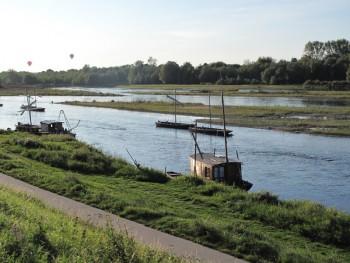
[
  {"left": 40, "top": 120, "right": 64, "bottom": 125},
  {"left": 189, "top": 153, "right": 241, "bottom": 166}
]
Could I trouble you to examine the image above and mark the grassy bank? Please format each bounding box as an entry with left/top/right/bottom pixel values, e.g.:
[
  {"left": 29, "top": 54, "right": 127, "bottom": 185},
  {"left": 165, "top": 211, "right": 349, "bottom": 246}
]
[
  {"left": 112, "top": 84, "right": 350, "bottom": 99},
  {"left": 0, "top": 87, "right": 120, "bottom": 97},
  {"left": 0, "top": 184, "right": 187, "bottom": 262},
  {"left": 62, "top": 100, "right": 350, "bottom": 137},
  {"left": 0, "top": 131, "right": 349, "bottom": 262}
]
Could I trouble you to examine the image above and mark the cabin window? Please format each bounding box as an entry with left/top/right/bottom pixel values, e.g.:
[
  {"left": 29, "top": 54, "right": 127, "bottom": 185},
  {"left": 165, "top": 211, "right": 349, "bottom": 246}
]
[
  {"left": 219, "top": 166, "right": 225, "bottom": 178},
  {"left": 205, "top": 167, "right": 210, "bottom": 178},
  {"left": 213, "top": 167, "right": 218, "bottom": 179}
]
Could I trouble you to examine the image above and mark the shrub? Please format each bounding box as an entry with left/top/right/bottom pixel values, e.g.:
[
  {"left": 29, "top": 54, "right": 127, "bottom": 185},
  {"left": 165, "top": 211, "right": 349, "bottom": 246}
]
[
  {"left": 250, "top": 190, "right": 279, "bottom": 204},
  {"left": 172, "top": 175, "right": 205, "bottom": 186},
  {"left": 198, "top": 183, "right": 227, "bottom": 196}
]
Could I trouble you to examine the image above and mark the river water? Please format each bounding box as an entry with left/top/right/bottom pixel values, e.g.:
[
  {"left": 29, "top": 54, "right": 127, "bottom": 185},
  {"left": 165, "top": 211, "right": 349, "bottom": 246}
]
[{"left": 1, "top": 90, "right": 349, "bottom": 213}]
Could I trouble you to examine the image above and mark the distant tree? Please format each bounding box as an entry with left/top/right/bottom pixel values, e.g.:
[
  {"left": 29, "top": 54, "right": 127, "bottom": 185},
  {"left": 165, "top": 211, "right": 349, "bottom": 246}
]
[
  {"left": 159, "top": 61, "right": 180, "bottom": 84},
  {"left": 179, "top": 62, "right": 196, "bottom": 84},
  {"left": 82, "top": 64, "right": 91, "bottom": 73},
  {"left": 23, "top": 74, "right": 39, "bottom": 85},
  {"left": 303, "top": 41, "right": 325, "bottom": 60},
  {"left": 128, "top": 60, "right": 144, "bottom": 84},
  {"left": 286, "top": 59, "right": 306, "bottom": 84},
  {"left": 147, "top": 56, "right": 157, "bottom": 66},
  {"left": 333, "top": 56, "right": 350, "bottom": 80},
  {"left": 237, "top": 62, "right": 261, "bottom": 82},
  {"left": 261, "top": 66, "right": 275, "bottom": 84},
  {"left": 198, "top": 64, "right": 215, "bottom": 83},
  {"left": 4, "top": 69, "right": 22, "bottom": 84},
  {"left": 346, "top": 65, "right": 350, "bottom": 82},
  {"left": 324, "top": 39, "right": 350, "bottom": 57}
]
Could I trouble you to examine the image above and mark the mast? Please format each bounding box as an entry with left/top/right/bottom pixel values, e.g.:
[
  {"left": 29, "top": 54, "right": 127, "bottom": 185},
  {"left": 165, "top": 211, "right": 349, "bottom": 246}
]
[
  {"left": 208, "top": 91, "right": 212, "bottom": 128},
  {"left": 174, "top": 89, "right": 177, "bottom": 124},
  {"left": 27, "top": 95, "right": 32, "bottom": 125},
  {"left": 221, "top": 91, "right": 228, "bottom": 164}
]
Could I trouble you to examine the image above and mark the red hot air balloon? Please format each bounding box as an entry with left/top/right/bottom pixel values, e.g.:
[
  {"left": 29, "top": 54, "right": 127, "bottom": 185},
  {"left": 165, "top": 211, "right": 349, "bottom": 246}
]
[
  {"left": 27, "top": 61, "right": 32, "bottom": 66},
  {"left": 70, "top": 54, "right": 74, "bottom": 59}
]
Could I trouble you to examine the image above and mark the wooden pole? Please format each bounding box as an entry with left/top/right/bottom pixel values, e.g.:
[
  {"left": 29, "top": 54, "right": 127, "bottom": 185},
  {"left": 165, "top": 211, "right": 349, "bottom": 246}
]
[
  {"left": 194, "top": 121, "right": 197, "bottom": 175},
  {"left": 221, "top": 91, "right": 228, "bottom": 164},
  {"left": 208, "top": 91, "right": 212, "bottom": 128},
  {"left": 174, "top": 89, "right": 177, "bottom": 124}
]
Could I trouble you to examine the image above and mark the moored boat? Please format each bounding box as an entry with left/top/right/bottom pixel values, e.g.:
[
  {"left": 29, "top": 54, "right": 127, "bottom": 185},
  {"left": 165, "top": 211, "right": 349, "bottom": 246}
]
[
  {"left": 189, "top": 126, "right": 232, "bottom": 136},
  {"left": 156, "top": 121, "right": 194, "bottom": 129},
  {"left": 20, "top": 104, "right": 45, "bottom": 112}
]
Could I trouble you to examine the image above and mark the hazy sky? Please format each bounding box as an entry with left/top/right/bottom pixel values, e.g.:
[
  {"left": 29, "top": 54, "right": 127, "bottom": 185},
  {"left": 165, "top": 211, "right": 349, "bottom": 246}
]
[{"left": 1, "top": 0, "right": 349, "bottom": 72}]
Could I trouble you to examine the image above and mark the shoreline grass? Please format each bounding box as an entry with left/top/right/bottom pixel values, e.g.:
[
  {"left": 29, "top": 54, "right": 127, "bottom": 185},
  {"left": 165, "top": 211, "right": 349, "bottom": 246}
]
[
  {"left": 0, "top": 131, "right": 349, "bottom": 262},
  {"left": 0, "top": 87, "right": 120, "bottom": 97},
  {"left": 62, "top": 100, "right": 350, "bottom": 137},
  {"left": 112, "top": 84, "right": 350, "bottom": 99},
  {"left": 0, "top": 184, "right": 188, "bottom": 262},
  {"left": 2, "top": 84, "right": 350, "bottom": 99}
]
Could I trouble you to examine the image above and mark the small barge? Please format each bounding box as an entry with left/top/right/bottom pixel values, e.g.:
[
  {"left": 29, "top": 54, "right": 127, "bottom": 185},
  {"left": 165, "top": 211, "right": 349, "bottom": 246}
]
[
  {"left": 156, "top": 121, "right": 194, "bottom": 130},
  {"left": 189, "top": 126, "right": 232, "bottom": 137}
]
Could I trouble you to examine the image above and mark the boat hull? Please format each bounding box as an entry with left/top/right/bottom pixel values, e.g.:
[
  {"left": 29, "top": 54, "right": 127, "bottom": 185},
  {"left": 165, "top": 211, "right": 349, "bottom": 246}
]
[
  {"left": 189, "top": 127, "right": 233, "bottom": 137},
  {"left": 155, "top": 121, "right": 195, "bottom": 130}
]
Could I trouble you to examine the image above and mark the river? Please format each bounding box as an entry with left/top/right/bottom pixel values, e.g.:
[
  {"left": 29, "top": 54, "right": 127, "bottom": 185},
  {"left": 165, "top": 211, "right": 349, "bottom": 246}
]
[{"left": 1, "top": 91, "right": 349, "bottom": 213}]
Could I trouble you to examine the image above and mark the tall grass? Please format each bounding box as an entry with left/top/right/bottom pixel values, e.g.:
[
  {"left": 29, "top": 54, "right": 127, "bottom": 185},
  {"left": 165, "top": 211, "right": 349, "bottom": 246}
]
[{"left": 0, "top": 185, "right": 188, "bottom": 262}]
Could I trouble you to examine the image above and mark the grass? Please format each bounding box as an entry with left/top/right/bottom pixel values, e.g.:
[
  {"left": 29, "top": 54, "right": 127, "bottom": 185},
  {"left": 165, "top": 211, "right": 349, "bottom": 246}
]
[
  {"left": 112, "top": 84, "right": 350, "bottom": 98},
  {"left": 0, "top": 131, "right": 349, "bottom": 262},
  {"left": 62, "top": 100, "right": 350, "bottom": 137},
  {"left": 0, "top": 185, "right": 188, "bottom": 262},
  {"left": 0, "top": 87, "right": 120, "bottom": 96}
]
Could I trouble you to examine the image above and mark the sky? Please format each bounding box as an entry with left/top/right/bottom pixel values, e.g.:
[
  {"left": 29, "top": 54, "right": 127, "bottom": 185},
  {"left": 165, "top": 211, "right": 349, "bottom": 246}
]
[{"left": 1, "top": 0, "right": 349, "bottom": 72}]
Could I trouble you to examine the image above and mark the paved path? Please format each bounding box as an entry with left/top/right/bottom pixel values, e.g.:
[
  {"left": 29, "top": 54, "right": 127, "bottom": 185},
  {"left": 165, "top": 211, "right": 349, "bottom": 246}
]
[{"left": 0, "top": 173, "right": 247, "bottom": 263}]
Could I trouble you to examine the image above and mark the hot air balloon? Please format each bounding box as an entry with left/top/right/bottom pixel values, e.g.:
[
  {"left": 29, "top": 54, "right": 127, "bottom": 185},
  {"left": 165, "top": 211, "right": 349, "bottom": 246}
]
[
  {"left": 70, "top": 54, "right": 74, "bottom": 59},
  {"left": 27, "top": 61, "right": 32, "bottom": 66}
]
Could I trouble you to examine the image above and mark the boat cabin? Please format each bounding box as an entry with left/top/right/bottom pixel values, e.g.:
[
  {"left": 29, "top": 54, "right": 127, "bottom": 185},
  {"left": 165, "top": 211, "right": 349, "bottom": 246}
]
[
  {"left": 189, "top": 153, "right": 242, "bottom": 185},
  {"left": 40, "top": 120, "right": 66, "bottom": 134}
]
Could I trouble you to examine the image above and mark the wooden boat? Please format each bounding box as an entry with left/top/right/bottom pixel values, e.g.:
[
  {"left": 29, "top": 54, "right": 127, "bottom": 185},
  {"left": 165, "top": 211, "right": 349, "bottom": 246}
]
[
  {"left": 20, "top": 104, "right": 45, "bottom": 112},
  {"left": 156, "top": 121, "right": 194, "bottom": 129},
  {"left": 189, "top": 126, "right": 232, "bottom": 136},
  {"left": 189, "top": 91, "right": 252, "bottom": 191},
  {"left": 189, "top": 153, "right": 252, "bottom": 191},
  {"left": 166, "top": 171, "right": 182, "bottom": 178},
  {"left": 15, "top": 122, "right": 41, "bottom": 133},
  {"left": 16, "top": 99, "right": 78, "bottom": 137},
  {"left": 189, "top": 90, "right": 232, "bottom": 136},
  {"left": 20, "top": 93, "right": 45, "bottom": 112},
  {"left": 155, "top": 90, "right": 194, "bottom": 130}
]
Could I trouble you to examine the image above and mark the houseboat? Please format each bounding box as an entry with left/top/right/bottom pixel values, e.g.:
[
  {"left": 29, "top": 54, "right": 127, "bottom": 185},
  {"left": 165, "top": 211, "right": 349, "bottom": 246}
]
[
  {"left": 189, "top": 153, "right": 252, "bottom": 190},
  {"left": 39, "top": 120, "right": 76, "bottom": 137}
]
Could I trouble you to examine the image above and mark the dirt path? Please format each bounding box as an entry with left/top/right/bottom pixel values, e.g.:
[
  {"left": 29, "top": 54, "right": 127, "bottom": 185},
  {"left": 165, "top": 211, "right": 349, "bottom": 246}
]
[{"left": 0, "top": 173, "right": 247, "bottom": 263}]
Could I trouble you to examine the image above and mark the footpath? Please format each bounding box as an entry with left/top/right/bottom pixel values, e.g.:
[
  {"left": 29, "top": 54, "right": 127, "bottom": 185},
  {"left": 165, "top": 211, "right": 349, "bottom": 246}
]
[{"left": 0, "top": 173, "right": 247, "bottom": 263}]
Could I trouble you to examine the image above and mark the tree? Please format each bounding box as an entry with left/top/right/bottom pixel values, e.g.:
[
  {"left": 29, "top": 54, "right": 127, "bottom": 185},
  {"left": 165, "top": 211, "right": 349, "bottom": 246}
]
[
  {"left": 23, "top": 74, "right": 39, "bottom": 85},
  {"left": 303, "top": 41, "right": 325, "bottom": 60},
  {"left": 261, "top": 66, "right": 275, "bottom": 84},
  {"left": 147, "top": 56, "right": 157, "bottom": 66},
  {"left": 324, "top": 39, "right": 350, "bottom": 57},
  {"left": 346, "top": 65, "right": 350, "bottom": 82},
  {"left": 179, "top": 62, "right": 196, "bottom": 84},
  {"left": 159, "top": 61, "right": 180, "bottom": 84},
  {"left": 286, "top": 60, "right": 306, "bottom": 84},
  {"left": 4, "top": 69, "right": 22, "bottom": 84}
]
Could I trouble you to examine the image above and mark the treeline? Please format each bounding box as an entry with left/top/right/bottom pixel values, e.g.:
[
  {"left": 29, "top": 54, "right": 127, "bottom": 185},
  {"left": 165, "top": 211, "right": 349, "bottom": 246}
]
[{"left": 1, "top": 39, "right": 350, "bottom": 88}]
